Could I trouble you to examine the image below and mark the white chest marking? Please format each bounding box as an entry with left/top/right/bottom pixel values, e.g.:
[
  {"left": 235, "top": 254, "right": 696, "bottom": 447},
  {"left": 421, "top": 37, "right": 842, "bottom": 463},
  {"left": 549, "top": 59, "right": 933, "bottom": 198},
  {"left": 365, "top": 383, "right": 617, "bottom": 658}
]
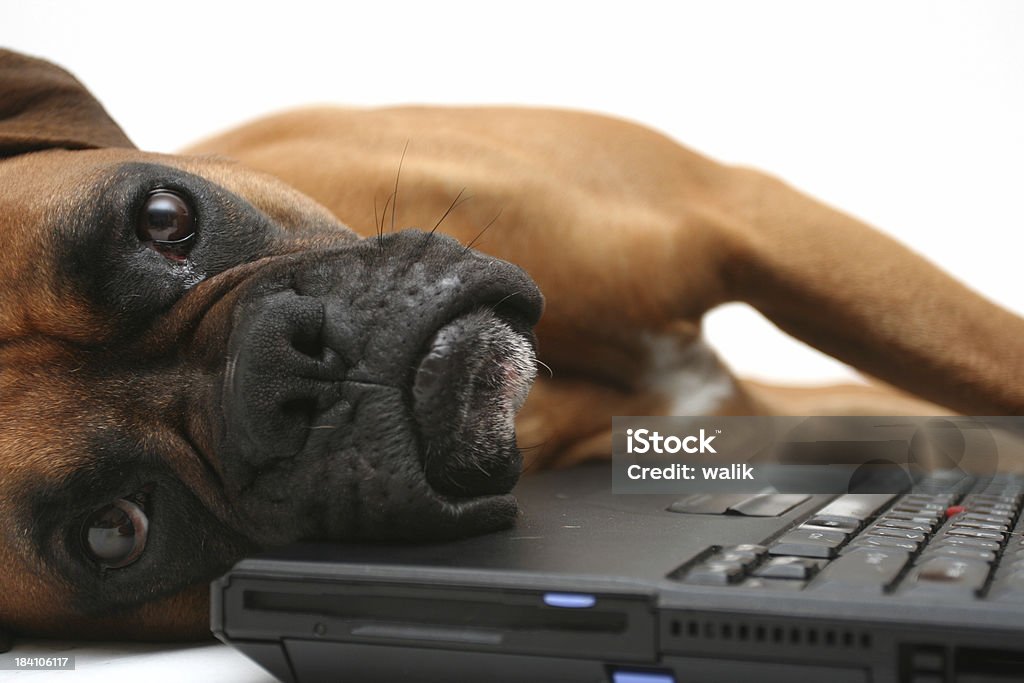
[{"left": 640, "top": 334, "right": 736, "bottom": 415}]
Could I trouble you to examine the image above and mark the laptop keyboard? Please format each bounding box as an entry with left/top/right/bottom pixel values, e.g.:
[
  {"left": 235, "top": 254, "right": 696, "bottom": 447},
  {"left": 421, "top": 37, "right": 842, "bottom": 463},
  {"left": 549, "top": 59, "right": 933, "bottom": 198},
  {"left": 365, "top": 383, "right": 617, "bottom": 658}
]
[{"left": 678, "top": 473, "right": 1024, "bottom": 601}]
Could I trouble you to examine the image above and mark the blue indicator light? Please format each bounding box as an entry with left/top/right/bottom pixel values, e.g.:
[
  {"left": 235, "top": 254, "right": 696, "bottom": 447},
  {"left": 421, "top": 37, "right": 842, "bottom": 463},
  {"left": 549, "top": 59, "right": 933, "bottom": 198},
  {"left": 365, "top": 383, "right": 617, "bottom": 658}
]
[
  {"left": 611, "top": 672, "right": 676, "bottom": 683},
  {"left": 542, "top": 592, "right": 597, "bottom": 608}
]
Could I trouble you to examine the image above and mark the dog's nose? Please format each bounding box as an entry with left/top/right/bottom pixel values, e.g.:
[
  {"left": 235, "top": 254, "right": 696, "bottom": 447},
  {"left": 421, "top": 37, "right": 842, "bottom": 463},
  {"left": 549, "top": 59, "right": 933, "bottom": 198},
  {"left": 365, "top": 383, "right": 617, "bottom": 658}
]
[
  {"left": 225, "top": 290, "right": 344, "bottom": 467},
  {"left": 217, "top": 230, "right": 543, "bottom": 543}
]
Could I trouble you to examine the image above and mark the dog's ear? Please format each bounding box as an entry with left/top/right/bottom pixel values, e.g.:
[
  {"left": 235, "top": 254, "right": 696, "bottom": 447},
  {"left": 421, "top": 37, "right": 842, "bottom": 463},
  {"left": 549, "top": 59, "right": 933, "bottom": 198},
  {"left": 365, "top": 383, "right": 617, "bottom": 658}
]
[{"left": 0, "top": 49, "right": 134, "bottom": 158}]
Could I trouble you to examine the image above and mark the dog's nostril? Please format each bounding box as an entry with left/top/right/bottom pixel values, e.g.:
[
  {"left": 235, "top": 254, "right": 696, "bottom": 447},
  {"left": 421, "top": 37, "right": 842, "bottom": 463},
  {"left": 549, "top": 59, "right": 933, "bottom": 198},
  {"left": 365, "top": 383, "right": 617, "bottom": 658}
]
[
  {"left": 281, "top": 396, "right": 319, "bottom": 425},
  {"left": 291, "top": 322, "right": 325, "bottom": 360}
]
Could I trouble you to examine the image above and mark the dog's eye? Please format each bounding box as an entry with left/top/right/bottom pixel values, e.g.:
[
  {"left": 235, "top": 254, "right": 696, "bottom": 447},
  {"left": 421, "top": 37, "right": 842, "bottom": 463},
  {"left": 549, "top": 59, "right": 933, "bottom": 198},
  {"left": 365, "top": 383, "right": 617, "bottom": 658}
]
[
  {"left": 81, "top": 498, "right": 149, "bottom": 569},
  {"left": 136, "top": 190, "right": 196, "bottom": 260}
]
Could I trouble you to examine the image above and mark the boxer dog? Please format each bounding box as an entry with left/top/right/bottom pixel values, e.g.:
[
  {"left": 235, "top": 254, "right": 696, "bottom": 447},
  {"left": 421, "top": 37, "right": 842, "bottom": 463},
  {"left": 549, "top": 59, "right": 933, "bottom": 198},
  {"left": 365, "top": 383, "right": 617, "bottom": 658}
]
[{"left": 2, "top": 49, "right": 1023, "bottom": 646}]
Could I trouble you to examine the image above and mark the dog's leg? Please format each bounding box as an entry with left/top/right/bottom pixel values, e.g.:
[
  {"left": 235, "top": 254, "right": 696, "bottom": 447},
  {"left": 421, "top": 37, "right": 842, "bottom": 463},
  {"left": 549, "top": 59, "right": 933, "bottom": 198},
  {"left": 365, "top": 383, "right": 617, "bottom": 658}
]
[
  {"left": 513, "top": 163, "right": 1024, "bottom": 467},
  {"left": 718, "top": 169, "right": 1024, "bottom": 416},
  {"left": 740, "top": 378, "right": 949, "bottom": 416}
]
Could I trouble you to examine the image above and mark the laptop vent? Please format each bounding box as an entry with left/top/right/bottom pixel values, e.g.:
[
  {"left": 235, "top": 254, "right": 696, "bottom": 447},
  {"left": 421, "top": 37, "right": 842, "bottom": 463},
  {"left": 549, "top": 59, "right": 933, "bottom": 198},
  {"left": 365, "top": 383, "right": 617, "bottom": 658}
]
[{"left": 666, "top": 615, "right": 872, "bottom": 652}]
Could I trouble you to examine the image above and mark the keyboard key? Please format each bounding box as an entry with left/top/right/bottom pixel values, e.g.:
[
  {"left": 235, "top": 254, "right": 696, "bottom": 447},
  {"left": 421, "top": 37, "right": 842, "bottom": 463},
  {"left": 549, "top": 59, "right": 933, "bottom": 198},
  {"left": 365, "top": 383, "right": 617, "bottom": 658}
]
[
  {"left": 668, "top": 493, "right": 752, "bottom": 514},
  {"left": 742, "top": 577, "right": 806, "bottom": 591},
  {"left": 919, "top": 546, "right": 996, "bottom": 563},
  {"left": 729, "top": 493, "right": 810, "bottom": 517},
  {"left": 815, "top": 494, "right": 896, "bottom": 522},
  {"left": 966, "top": 504, "right": 1015, "bottom": 515},
  {"left": 950, "top": 520, "right": 1009, "bottom": 533},
  {"left": 972, "top": 497, "right": 1017, "bottom": 507},
  {"left": 932, "top": 536, "right": 1001, "bottom": 551},
  {"left": 900, "top": 557, "right": 991, "bottom": 597},
  {"left": 754, "top": 556, "right": 823, "bottom": 580},
  {"left": 770, "top": 529, "right": 847, "bottom": 559},
  {"left": 903, "top": 493, "right": 956, "bottom": 506},
  {"left": 943, "top": 527, "right": 1005, "bottom": 543},
  {"left": 801, "top": 516, "right": 860, "bottom": 533},
  {"left": 716, "top": 544, "right": 768, "bottom": 564},
  {"left": 864, "top": 527, "right": 927, "bottom": 541},
  {"left": 795, "top": 523, "right": 852, "bottom": 540},
  {"left": 885, "top": 510, "right": 942, "bottom": 525},
  {"left": 809, "top": 547, "right": 909, "bottom": 594},
  {"left": 716, "top": 551, "right": 761, "bottom": 568},
  {"left": 893, "top": 502, "right": 946, "bottom": 514},
  {"left": 715, "top": 552, "right": 756, "bottom": 568},
  {"left": 686, "top": 561, "right": 746, "bottom": 585},
  {"left": 958, "top": 513, "right": 1013, "bottom": 526},
  {"left": 873, "top": 518, "right": 933, "bottom": 533},
  {"left": 970, "top": 497, "right": 1018, "bottom": 507},
  {"left": 847, "top": 535, "right": 920, "bottom": 553}
]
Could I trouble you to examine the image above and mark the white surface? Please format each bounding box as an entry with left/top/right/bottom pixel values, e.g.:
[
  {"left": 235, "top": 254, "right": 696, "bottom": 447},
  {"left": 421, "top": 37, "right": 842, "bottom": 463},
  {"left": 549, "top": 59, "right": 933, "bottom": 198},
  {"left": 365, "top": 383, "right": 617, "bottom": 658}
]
[
  {"left": 4, "top": 640, "right": 276, "bottom": 682},
  {"left": 6, "top": 0, "right": 1024, "bottom": 386}
]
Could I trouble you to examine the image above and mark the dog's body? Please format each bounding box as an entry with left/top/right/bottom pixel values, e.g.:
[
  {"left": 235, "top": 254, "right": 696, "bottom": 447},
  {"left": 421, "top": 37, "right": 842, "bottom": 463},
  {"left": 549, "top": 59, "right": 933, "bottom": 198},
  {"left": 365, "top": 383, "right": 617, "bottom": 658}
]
[{"left": 2, "top": 50, "right": 1023, "bottom": 643}]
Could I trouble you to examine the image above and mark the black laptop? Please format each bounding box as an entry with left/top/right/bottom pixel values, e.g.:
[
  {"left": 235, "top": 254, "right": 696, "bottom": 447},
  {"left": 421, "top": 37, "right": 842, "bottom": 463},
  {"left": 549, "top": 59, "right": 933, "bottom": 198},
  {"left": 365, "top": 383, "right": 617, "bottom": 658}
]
[{"left": 212, "top": 417, "right": 1024, "bottom": 683}]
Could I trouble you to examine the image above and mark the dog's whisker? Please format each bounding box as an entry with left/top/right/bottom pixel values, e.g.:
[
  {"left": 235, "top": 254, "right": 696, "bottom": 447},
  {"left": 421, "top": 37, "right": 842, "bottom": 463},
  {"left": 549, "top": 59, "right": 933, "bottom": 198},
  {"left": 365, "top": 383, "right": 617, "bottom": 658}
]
[
  {"left": 373, "top": 194, "right": 384, "bottom": 252},
  {"left": 489, "top": 291, "right": 520, "bottom": 311},
  {"left": 471, "top": 457, "right": 491, "bottom": 477},
  {"left": 431, "top": 187, "right": 469, "bottom": 236},
  {"left": 534, "top": 358, "right": 554, "bottom": 379},
  {"left": 390, "top": 140, "right": 409, "bottom": 235},
  {"left": 377, "top": 192, "right": 395, "bottom": 253},
  {"left": 416, "top": 187, "right": 472, "bottom": 261},
  {"left": 379, "top": 193, "right": 393, "bottom": 235},
  {"left": 463, "top": 207, "right": 503, "bottom": 253},
  {"left": 517, "top": 442, "right": 555, "bottom": 476}
]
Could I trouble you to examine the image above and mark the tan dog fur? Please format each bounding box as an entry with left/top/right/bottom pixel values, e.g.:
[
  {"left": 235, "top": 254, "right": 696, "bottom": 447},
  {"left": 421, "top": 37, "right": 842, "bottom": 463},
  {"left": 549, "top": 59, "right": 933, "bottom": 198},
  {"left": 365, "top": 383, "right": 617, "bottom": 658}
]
[{"left": 186, "top": 106, "right": 1023, "bottom": 462}]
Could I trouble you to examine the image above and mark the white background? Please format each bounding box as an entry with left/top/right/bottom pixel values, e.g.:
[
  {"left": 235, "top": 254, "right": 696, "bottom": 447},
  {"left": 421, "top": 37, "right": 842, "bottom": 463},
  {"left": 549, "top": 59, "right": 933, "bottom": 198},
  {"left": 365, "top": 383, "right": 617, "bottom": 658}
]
[
  {"left": 3, "top": 3, "right": 1024, "bottom": 677},
  {"left": 6, "top": 0, "right": 1024, "bottom": 385}
]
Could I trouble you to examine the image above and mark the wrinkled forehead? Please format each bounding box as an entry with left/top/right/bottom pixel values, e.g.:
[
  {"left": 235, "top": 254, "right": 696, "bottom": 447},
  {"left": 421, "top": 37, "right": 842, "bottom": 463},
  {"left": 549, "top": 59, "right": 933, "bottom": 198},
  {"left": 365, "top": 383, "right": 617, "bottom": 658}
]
[{"left": 0, "top": 147, "right": 343, "bottom": 344}]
